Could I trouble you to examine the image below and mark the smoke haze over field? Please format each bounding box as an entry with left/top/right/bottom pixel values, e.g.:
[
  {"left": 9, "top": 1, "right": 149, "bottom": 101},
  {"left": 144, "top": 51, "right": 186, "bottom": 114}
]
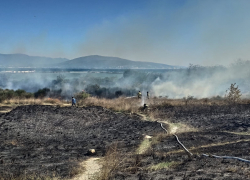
[
  {"left": 1, "top": 61, "right": 250, "bottom": 99},
  {"left": 152, "top": 61, "right": 250, "bottom": 98},
  {"left": 78, "top": 0, "right": 250, "bottom": 66}
]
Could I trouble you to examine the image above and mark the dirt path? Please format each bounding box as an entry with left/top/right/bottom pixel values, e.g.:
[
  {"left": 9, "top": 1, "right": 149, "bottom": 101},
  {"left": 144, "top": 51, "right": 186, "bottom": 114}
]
[
  {"left": 170, "top": 126, "right": 177, "bottom": 134},
  {"left": 72, "top": 157, "right": 101, "bottom": 180}
]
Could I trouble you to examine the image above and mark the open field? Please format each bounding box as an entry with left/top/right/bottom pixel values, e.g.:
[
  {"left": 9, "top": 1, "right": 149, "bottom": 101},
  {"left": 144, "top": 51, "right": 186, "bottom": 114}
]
[{"left": 1, "top": 97, "right": 250, "bottom": 179}]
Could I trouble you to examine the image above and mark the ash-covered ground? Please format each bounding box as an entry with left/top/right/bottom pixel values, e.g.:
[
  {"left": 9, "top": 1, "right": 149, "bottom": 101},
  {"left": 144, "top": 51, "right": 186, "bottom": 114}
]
[
  {"left": 0, "top": 105, "right": 161, "bottom": 179},
  {"left": 1, "top": 104, "right": 250, "bottom": 180},
  {"left": 113, "top": 104, "right": 250, "bottom": 180}
]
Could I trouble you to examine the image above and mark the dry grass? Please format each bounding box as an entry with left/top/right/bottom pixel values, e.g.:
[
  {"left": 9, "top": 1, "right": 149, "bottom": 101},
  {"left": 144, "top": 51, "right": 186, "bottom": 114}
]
[
  {"left": 136, "top": 138, "right": 152, "bottom": 154},
  {"left": 1, "top": 96, "right": 250, "bottom": 113},
  {"left": 96, "top": 143, "right": 124, "bottom": 180},
  {"left": 223, "top": 131, "right": 250, "bottom": 136},
  {"left": 97, "top": 132, "right": 173, "bottom": 179},
  {"left": 1, "top": 98, "right": 69, "bottom": 106},
  {"left": 77, "top": 96, "right": 250, "bottom": 121},
  {"left": 4, "top": 139, "right": 19, "bottom": 146},
  {"left": 96, "top": 143, "right": 143, "bottom": 179},
  {"left": 68, "top": 164, "right": 86, "bottom": 178},
  {"left": 148, "top": 97, "right": 250, "bottom": 106},
  {"left": 43, "top": 98, "right": 63, "bottom": 105},
  {"left": 136, "top": 132, "right": 169, "bottom": 155},
  {"left": 79, "top": 97, "right": 143, "bottom": 113},
  {"left": 167, "top": 122, "right": 198, "bottom": 134},
  {"left": 77, "top": 96, "right": 221, "bottom": 116},
  {"left": 148, "top": 161, "right": 179, "bottom": 171},
  {"left": 2, "top": 98, "right": 43, "bottom": 105}
]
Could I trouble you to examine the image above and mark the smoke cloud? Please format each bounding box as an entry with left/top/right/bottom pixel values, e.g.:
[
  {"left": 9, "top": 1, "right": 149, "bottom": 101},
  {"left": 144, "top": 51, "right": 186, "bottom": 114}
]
[
  {"left": 76, "top": 0, "right": 250, "bottom": 66},
  {"left": 1, "top": 60, "right": 250, "bottom": 100},
  {"left": 152, "top": 61, "right": 250, "bottom": 98}
]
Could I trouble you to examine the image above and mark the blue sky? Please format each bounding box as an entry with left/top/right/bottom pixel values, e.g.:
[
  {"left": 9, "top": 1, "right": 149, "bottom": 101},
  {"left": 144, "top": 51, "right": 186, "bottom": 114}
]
[{"left": 1, "top": 0, "right": 250, "bottom": 66}]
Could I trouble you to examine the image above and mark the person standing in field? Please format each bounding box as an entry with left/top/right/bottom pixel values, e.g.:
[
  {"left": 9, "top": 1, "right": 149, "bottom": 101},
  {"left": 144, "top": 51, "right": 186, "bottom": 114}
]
[
  {"left": 147, "top": 91, "right": 149, "bottom": 99},
  {"left": 72, "top": 97, "right": 76, "bottom": 107},
  {"left": 137, "top": 91, "right": 142, "bottom": 99}
]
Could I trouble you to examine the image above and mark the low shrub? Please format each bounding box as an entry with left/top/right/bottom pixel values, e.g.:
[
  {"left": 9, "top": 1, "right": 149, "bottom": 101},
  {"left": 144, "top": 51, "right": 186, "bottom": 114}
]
[
  {"left": 34, "top": 88, "right": 50, "bottom": 98},
  {"left": 43, "top": 98, "right": 62, "bottom": 105},
  {"left": 74, "top": 91, "right": 90, "bottom": 100},
  {"left": 225, "top": 83, "right": 242, "bottom": 104},
  {"left": 0, "top": 88, "right": 33, "bottom": 103}
]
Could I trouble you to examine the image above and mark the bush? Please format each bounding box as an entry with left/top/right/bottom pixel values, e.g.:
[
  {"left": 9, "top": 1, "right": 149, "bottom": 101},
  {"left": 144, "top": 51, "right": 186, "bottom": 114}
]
[
  {"left": 225, "top": 83, "right": 242, "bottom": 104},
  {"left": 183, "top": 96, "right": 194, "bottom": 106},
  {"left": 15, "top": 89, "right": 33, "bottom": 99},
  {"left": 210, "top": 95, "right": 223, "bottom": 101},
  {"left": 15, "top": 89, "right": 26, "bottom": 96},
  {"left": 115, "top": 90, "right": 123, "bottom": 97},
  {"left": 0, "top": 88, "right": 33, "bottom": 103},
  {"left": 75, "top": 91, "right": 90, "bottom": 100},
  {"left": 34, "top": 88, "right": 50, "bottom": 98}
]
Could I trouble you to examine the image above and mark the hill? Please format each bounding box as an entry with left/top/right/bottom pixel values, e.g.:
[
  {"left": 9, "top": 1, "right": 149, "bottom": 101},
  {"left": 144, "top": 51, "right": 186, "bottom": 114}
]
[
  {"left": 56, "top": 55, "right": 180, "bottom": 69},
  {"left": 0, "top": 53, "right": 181, "bottom": 69},
  {"left": 0, "top": 53, "right": 68, "bottom": 67}
]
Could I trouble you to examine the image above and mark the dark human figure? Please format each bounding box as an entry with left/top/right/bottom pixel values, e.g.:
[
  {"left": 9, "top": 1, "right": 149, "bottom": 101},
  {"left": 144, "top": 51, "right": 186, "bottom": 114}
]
[
  {"left": 72, "top": 97, "right": 76, "bottom": 107},
  {"left": 147, "top": 91, "right": 149, "bottom": 99},
  {"left": 138, "top": 91, "right": 142, "bottom": 99}
]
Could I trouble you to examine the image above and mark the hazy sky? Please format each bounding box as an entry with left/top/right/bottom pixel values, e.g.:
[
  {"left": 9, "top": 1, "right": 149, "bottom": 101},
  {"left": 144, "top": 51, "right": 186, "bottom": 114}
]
[{"left": 1, "top": 0, "right": 250, "bottom": 66}]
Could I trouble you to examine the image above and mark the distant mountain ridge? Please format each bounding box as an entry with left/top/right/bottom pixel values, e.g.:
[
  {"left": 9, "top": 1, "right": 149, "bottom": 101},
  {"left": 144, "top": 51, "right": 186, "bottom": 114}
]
[
  {"left": 0, "top": 53, "right": 68, "bottom": 67},
  {"left": 0, "top": 53, "right": 181, "bottom": 69},
  {"left": 57, "top": 55, "right": 180, "bottom": 69}
]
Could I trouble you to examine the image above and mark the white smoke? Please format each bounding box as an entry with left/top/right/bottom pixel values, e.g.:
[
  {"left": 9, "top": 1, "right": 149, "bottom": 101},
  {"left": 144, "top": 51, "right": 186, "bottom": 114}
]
[{"left": 152, "top": 61, "right": 250, "bottom": 98}]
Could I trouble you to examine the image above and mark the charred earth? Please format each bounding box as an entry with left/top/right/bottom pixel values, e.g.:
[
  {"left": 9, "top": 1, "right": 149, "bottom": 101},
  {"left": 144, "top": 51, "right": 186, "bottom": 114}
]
[
  {"left": 0, "top": 105, "right": 161, "bottom": 179},
  {"left": 1, "top": 104, "right": 250, "bottom": 179}
]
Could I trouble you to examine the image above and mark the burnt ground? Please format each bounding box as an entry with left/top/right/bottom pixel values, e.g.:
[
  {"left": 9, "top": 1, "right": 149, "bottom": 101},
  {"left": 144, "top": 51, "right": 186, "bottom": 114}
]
[
  {"left": 0, "top": 105, "right": 162, "bottom": 179},
  {"left": 1, "top": 104, "right": 250, "bottom": 179},
  {"left": 112, "top": 104, "right": 250, "bottom": 180}
]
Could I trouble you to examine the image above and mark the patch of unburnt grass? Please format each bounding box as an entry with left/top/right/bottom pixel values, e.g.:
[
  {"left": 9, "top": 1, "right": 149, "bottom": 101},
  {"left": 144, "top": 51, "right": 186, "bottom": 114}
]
[
  {"left": 78, "top": 97, "right": 142, "bottom": 114},
  {"left": 148, "top": 161, "right": 179, "bottom": 171},
  {"left": 136, "top": 138, "right": 152, "bottom": 155},
  {"left": 1, "top": 98, "right": 68, "bottom": 106}
]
